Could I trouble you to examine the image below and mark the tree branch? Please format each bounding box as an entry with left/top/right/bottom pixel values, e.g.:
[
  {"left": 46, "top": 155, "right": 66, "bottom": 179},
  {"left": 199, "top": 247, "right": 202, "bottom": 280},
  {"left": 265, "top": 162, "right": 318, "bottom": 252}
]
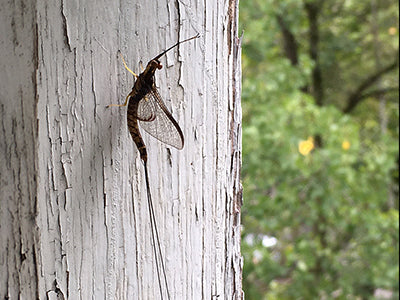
[
  {"left": 343, "top": 57, "right": 399, "bottom": 113},
  {"left": 276, "top": 14, "right": 309, "bottom": 93},
  {"left": 305, "top": 2, "right": 324, "bottom": 106},
  {"left": 358, "top": 87, "right": 399, "bottom": 102},
  {"left": 276, "top": 15, "right": 299, "bottom": 66}
]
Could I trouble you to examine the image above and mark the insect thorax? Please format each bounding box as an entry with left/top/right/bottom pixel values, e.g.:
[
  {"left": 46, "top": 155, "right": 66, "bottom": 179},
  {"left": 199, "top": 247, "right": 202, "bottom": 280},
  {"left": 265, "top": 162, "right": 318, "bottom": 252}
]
[{"left": 131, "top": 76, "right": 153, "bottom": 102}]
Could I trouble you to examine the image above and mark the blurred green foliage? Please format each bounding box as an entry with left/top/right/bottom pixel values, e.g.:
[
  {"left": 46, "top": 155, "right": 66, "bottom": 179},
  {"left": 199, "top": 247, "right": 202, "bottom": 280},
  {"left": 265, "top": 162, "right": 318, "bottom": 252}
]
[{"left": 240, "top": 0, "right": 399, "bottom": 299}]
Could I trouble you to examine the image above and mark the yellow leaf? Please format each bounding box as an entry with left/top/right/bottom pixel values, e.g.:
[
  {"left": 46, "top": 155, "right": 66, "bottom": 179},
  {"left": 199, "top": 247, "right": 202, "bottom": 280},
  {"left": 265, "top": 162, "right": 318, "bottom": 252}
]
[
  {"left": 342, "top": 140, "right": 350, "bottom": 150},
  {"left": 388, "top": 27, "right": 397, "bottom": 35},
  {"left": 299, "top": 137, "right": 314, "bottom": 156}
]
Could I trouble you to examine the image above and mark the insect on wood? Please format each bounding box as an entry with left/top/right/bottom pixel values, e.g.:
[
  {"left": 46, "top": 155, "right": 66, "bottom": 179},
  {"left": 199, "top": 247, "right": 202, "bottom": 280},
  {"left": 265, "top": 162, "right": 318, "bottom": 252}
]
[{"left": 107, "top": 33, "right": 199, "bottom": 300}]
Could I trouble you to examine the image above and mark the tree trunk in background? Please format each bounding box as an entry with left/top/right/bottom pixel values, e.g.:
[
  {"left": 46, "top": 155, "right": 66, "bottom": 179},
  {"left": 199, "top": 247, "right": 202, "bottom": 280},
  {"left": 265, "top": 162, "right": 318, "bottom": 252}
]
[{"left": 0, "top": 0, "right": 242, "bottom": 299}]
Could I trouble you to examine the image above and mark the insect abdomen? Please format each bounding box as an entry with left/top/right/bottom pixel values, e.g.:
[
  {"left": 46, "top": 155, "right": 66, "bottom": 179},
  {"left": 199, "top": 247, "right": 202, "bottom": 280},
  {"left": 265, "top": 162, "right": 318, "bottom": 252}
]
[{"left": 127, "top": 98, "right": 148, "bottom": 162}]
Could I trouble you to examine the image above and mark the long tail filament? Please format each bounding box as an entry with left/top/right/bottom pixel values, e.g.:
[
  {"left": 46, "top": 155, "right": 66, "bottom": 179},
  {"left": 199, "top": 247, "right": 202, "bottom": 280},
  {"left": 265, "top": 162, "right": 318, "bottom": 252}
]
[{"left": 143, "top": 161, "right": 171, "bottom": 300}]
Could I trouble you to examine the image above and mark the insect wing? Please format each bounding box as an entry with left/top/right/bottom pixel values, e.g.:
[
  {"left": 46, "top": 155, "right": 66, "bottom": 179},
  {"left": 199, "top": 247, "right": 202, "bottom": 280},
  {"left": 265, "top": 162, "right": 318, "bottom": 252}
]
[
  {"left": 136, "top": 95, "right": 156, "bottom": 122},
  {"left": 138, "top": 89, "right": 184, "bottom": 150}
]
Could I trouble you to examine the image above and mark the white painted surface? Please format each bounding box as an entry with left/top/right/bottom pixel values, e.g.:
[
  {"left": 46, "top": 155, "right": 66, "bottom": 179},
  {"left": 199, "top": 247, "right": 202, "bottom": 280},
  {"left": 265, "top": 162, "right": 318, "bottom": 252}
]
[{"left": 0, "top": 0, "right": 242, "bottom": 299}]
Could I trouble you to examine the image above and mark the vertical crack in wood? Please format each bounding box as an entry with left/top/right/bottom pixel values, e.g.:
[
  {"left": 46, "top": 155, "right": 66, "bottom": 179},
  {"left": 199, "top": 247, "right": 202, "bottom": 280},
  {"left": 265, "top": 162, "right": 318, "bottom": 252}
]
[
  {"left": 227, "top": 0, "right": 243, "bottom": 298},
  {"left": 61, "top": 0, "right": 71, "bottom": 52},
  {"left": 32, "top": 12, "right": 41, "bottom": 299}
]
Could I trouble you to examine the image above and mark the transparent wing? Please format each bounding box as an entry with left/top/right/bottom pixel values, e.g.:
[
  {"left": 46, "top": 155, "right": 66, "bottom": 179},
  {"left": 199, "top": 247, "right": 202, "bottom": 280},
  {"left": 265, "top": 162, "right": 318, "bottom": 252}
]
[
  {"left": 136, "top": 95, "right": 156, "bottom": 122},
  {"left": 138, "top": 88, "right": 184, "bottom": 150}
]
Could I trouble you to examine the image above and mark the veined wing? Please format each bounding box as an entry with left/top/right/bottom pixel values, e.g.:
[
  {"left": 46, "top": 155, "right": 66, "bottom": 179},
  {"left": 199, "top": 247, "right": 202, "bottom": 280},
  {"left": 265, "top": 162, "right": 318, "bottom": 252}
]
[
  {"left": 138, "top": 88, "right": 184, "bottom": 150},
  {"left": 136, "top": 95, "right": 156, "bottom": 122}
]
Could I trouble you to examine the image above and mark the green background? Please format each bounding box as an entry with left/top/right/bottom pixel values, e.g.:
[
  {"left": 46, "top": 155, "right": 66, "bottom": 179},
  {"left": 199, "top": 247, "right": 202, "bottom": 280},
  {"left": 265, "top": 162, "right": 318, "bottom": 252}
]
[{"left": 239, "top": 0, "right": 399, "bottom": 299}]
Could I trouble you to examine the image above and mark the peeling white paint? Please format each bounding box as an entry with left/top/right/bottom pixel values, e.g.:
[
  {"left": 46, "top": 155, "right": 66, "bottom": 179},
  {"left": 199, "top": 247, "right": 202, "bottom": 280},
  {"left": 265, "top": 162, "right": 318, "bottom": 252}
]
[{"left": 0, "top": 0, "right": 242, "bottom": 299}]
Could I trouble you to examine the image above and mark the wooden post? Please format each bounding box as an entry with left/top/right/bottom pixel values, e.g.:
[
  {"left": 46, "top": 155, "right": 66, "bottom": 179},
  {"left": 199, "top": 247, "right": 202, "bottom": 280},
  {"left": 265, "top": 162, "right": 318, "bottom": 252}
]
[{"left": 0, "top": 0, "right": 242, "bottom": 298}]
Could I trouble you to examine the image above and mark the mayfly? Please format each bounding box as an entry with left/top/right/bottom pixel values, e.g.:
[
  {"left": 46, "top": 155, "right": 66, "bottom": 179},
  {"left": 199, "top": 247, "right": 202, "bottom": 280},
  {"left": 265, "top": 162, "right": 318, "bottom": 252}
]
[{"left": 107, "top": 33, "right": 199, "bottom": 299}]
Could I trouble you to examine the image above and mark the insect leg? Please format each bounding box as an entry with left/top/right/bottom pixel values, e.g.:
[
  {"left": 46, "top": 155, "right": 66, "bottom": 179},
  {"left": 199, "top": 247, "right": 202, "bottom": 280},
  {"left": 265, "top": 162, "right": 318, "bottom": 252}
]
[
  {"left": 119, "top": 51, "right": 138, "bottom": 79},
  {"left": 106, "top": 93, "right": 131, "bottom": 108},
  {"left": 107, "top": 52, "right": 139, "bottom": 108}
]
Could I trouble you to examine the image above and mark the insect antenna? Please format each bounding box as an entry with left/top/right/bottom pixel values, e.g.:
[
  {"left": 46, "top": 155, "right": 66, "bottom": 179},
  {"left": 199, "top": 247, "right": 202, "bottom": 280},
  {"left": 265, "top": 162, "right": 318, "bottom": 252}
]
[
  {"left": 144, "top": 161, "right": 171, "bottom": 300},
  {"left": 153, "top": 33, "right": 200, "bottom": 61}
]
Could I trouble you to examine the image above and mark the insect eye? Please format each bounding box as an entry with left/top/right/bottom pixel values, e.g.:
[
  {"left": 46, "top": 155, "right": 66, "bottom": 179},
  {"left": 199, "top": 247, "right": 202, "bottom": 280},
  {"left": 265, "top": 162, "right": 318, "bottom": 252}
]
[{"left": 157, "top": 64, "right": 163, "bottom": 69}]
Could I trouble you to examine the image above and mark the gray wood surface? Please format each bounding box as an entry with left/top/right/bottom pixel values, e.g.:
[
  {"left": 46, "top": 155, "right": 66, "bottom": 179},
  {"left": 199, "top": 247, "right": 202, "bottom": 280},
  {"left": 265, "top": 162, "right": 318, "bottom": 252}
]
[{"left": 0, "top": 0, "right": 242, "bottom": 298}]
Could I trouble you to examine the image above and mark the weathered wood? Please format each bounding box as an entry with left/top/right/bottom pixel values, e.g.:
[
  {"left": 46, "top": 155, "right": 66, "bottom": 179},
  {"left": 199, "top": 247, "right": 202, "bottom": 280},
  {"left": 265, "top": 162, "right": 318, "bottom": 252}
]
[
  {"left": 0, "top": 0, "right": 39, "bottom": 298},
  {"left": 0, "top": 0, "right": 242, "bottom": 299}
]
